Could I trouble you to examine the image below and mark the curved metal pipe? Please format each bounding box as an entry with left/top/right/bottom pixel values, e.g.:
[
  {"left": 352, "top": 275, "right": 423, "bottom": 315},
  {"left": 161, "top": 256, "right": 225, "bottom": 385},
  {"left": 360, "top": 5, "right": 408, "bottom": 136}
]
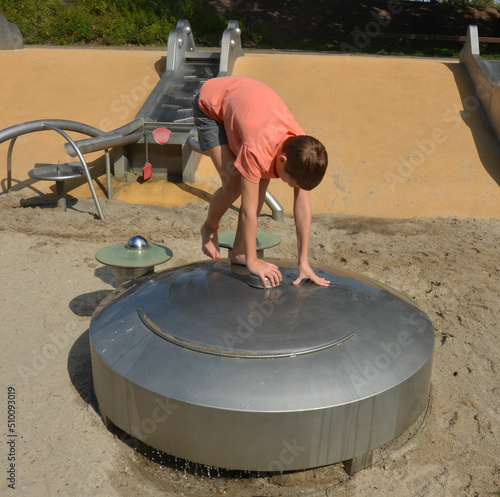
[
  {"left": 42, "top": 123, "right": 105, "bottom": 220},
  {"left": 67, "top": 131, "right": 143, "bottom": 156},
  {"left": 7, "top": 136, "right": 17, "bottom": 192},
  {"left": 2, "top": 119, "right": 102, "bottom": 191},
  {"left": 105, "top": 117, "right": 144, "bottom": 137},
  {"left": 3, "top": 120, "right": 102, "bottom": 193},
  {"left": 105, "top": 149, "right": 112, "bottom": 201},
  {"left": 264, "top": 190, "right": 284, "bottom": 223},
  {"left": 65, "top": 118, "right": 145, "bottom": 156},
  {"left": 0, "top": 119, "right": 102, "bottom": 145}
]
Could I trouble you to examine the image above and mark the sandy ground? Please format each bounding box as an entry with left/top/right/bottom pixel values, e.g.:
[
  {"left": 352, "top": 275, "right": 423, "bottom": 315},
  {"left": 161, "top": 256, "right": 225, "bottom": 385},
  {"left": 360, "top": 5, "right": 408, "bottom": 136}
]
[
  {"left": 1, "top": 189, "right": 499, "bottom": 497},
  {"left": 1, "top": 44, "right": 500, "bottom": 497}
]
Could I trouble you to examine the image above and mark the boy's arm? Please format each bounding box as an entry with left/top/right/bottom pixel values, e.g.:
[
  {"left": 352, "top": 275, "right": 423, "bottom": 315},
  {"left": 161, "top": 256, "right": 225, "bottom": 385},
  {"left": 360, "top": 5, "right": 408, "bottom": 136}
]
[
  {"left": 293, "top": 187, "right": 330, "bottom": 287},
  {"left": 240, "top": 177, "right": 282, "bottom": 287}
]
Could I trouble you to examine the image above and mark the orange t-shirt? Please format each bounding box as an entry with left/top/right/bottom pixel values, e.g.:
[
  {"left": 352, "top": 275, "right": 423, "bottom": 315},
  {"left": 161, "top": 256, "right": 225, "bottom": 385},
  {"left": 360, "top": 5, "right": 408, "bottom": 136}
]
[{"left": 198, "top": 76, "right": 304, "bottom": 183}]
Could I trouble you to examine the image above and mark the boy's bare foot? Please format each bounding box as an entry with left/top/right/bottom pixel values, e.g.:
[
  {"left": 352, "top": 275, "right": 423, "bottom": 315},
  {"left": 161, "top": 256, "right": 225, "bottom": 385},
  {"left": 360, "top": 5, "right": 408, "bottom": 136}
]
[
  {"left": 230, "top": 252, "right": 246, "bottom": 266},
  {"left": 201, "top": 224, "right": 220, "bottom": 259}
]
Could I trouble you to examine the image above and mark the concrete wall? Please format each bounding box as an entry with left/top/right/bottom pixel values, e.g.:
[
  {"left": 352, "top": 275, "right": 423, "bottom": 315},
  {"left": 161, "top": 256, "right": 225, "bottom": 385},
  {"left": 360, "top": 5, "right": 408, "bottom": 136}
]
[{"left": 460, "top": 25, "right": 500, "bottom": 146}]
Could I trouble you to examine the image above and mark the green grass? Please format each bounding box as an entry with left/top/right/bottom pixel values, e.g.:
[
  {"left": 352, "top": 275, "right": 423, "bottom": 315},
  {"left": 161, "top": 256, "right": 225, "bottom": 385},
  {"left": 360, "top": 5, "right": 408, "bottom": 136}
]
[{"left": 0, "top": 0, "right": 225, "bottom": 46}]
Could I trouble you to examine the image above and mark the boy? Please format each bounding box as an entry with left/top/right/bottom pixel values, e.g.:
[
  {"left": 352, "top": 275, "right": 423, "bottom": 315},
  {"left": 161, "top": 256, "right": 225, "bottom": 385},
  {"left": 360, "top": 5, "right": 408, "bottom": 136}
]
[{"left": 193, "top": 76, "right": 329, "bottom": 288}]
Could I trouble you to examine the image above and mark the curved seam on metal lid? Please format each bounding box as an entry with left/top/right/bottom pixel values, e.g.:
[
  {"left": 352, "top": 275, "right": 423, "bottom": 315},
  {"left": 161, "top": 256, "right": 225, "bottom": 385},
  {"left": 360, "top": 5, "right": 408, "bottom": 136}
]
[{"left": 137, "top": 308, "right": 355, "bottom": 359}]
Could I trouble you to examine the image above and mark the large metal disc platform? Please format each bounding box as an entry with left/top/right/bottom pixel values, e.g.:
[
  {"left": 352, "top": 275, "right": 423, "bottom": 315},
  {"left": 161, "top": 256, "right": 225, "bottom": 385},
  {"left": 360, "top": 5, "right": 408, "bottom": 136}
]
[{"left": 89, "top": 259, "right": 434, "bottom": 473}]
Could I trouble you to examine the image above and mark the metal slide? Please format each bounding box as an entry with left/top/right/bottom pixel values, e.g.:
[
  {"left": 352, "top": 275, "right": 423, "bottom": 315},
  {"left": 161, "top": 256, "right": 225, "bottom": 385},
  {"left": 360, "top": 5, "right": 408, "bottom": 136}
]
[{"left": 69, "top": 19, "right": 244, "bottom": 183}]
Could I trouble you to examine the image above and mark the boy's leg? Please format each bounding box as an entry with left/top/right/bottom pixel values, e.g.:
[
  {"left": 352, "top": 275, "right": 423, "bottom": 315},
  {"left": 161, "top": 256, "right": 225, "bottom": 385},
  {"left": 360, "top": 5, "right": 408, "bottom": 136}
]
[
  {"left": 201, "top": 144, "right": 240, "bottom": 259},
  {"left": 192, "top": 91, "right": 240, "bottom": 259},
  {"left": 230, "top": 178, "right": 270, "bottom": 265}
]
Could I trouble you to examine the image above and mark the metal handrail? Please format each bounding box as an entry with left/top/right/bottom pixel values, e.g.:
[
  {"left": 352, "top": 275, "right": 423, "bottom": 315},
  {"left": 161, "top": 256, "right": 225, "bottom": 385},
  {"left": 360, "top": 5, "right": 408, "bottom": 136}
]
[
  {"left": 166, "top": 19, "right": 196, "bottom": 74},
  {"left": 6, "top": 136, "right": 17, "bottom": 193},
  {"left": 42, "top": 123, "right": 105, "bottom": 220},
  {"left": 218, "top": 20, "right": 244, "bottom": 77},
  {"left": 64, "top": 117, "right": 145, "bottom": 157},
  {"left": 1, "top": 120, "right": 105, "bottom": 219},
  {"left": 0, "top": 118, "right": 102, "bottom": 144},
  {"left": 2, "top": 119, "right": 103, "bottom": 192}
]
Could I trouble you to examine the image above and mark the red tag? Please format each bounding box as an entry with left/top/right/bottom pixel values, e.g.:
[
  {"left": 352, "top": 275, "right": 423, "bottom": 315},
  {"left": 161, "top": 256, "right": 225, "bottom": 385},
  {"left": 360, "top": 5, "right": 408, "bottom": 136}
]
[
  {"left": 143, "top": 162, "right": 152, "bottom": 180},
  {"left": 152, "top": 127, "right": 172, "bottom": 145}
]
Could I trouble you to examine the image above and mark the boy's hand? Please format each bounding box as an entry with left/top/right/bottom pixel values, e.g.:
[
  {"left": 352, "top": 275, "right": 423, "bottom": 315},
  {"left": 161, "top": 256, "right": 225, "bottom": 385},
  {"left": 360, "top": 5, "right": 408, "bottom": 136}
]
[
  {"left": 247, "top": 259, "right": 282, "bottom": 288},
  {"left": 293, "top": 261, "right": 330, "bottom": 287}
]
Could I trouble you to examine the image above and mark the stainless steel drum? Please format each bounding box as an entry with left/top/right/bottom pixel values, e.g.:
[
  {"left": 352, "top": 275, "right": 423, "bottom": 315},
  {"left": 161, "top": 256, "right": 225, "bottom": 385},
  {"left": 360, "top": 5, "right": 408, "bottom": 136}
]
[{"left": 89, "top": 259, "right": 434, "bottom": 473}]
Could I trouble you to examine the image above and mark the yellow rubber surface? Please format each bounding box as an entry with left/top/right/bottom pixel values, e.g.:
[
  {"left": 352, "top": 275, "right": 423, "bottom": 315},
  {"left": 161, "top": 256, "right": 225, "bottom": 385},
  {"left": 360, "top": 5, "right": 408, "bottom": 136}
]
[{"left": 1, "top": 48, "right": 499, "bottom": 219}]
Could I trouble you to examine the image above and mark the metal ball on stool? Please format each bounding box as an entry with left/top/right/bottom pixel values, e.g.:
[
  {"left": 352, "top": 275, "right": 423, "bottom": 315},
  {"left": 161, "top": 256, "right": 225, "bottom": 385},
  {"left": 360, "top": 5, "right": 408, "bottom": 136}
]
[{"left": 95, "top": 235, "right": 172, "bottom": 288}]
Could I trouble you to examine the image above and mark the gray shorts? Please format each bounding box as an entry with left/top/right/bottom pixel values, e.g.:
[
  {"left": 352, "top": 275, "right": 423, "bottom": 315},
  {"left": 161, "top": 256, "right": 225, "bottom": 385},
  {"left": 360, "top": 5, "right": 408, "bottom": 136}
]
[{"left": 192, "top": 92, "right": 228, "bottom": 151}]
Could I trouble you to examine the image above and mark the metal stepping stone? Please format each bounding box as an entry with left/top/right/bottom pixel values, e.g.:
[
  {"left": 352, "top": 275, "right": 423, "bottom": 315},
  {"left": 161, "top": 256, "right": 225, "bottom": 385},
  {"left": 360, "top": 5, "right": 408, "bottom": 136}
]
[
  {"left": 28, "top": 162, "right": 85, "bottom": 209},
  {"left": 218, "top": 229, "right": 281, "bottom": 258},
  {"left": 96, "top": 235, "right": 173, "bottom": 288}
]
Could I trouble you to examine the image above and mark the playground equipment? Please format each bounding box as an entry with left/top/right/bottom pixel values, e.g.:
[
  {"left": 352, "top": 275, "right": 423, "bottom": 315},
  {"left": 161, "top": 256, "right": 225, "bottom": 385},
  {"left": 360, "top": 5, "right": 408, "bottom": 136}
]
[
  {"left": 95, "top": 235, "right": 173, "bottom": 288},
  {"left": 0, "top": 19, "right": 284, "bottom": 221},
  {"left": 218, "top": 229, "right": 281, "bottom": 259},
  {"left": 90, "top": 255, "right": 434, "bottom": 474},
  {"left": 0, "top": 120, "right": 106, "bottom": 218},
  {"left": 68, "top": 19, "right": 244, "bottom": 183}
]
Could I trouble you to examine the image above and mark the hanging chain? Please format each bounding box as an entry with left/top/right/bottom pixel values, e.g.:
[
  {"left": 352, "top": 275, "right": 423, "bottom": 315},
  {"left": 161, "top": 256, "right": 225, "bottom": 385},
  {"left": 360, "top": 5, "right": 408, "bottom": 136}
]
[{"left": 143, "top": 125, "right": 150, "bottom": 164}]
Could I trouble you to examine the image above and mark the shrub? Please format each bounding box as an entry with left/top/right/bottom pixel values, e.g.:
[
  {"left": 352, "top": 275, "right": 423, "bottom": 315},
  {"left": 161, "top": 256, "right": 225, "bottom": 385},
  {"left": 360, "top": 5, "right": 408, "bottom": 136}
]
[{"left": 0, "top": 0, "right": 217, "bottom": 46}]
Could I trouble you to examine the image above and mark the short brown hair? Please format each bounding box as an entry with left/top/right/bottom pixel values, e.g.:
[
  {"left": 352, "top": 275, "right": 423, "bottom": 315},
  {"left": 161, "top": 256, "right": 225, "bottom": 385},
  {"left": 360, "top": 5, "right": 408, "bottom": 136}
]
[{"left": 282, "top": 135, "right": 328, "bottom": 190}]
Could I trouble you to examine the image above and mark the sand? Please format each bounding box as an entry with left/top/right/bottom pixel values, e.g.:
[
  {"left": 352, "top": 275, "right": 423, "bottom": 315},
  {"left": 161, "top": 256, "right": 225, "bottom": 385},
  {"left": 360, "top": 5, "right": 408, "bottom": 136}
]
[
  {"left": 1, "top": 44, "right": 500, "bottom": 496},
  {"left": 1, "top": 189, "right": 499, "bottom": 497}
]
